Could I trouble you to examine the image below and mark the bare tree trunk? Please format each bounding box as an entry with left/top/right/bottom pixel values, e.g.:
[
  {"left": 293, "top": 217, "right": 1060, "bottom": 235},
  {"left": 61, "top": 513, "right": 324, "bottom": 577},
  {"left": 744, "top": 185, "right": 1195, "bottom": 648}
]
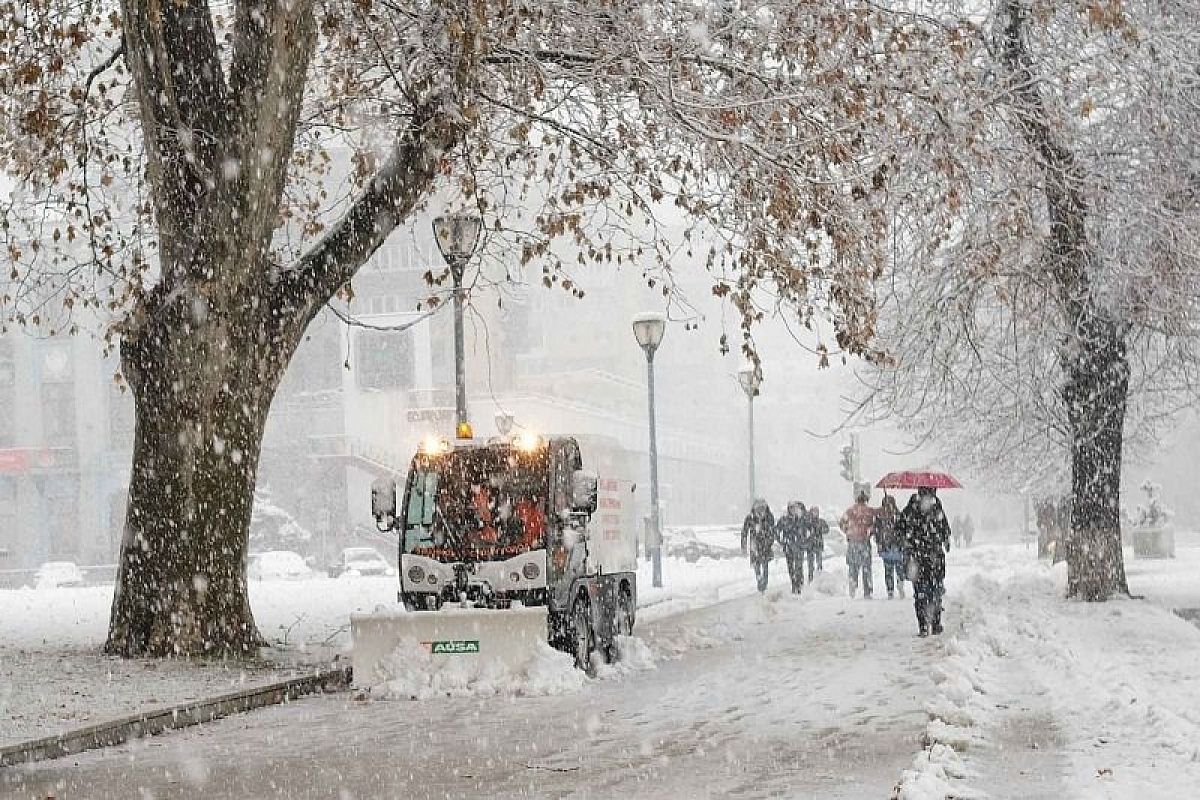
[{"left": 1062, "top": 314, "right": 1130, "bottom": 600}]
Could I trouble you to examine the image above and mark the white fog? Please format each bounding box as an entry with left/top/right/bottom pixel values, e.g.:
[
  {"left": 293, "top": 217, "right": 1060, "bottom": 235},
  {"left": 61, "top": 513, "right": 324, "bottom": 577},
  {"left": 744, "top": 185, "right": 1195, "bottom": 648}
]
[{"left": 3, "top": 2, "right": 1200, "bottom": 798}]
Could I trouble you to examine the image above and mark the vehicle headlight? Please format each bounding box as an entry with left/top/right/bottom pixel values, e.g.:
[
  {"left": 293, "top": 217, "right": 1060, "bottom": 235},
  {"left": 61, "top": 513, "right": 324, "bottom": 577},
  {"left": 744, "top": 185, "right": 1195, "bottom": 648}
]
[
  {"left": 522, "top": 563, "right": 540, "bottom": 580},
  {"left": 407, "top": 566, "right": 425, "bottom": 584},
  {"left": 510, "top": 572, "right": 522, "bottom": 583},
  {"left": 427, "top": 574, "right": 438, "bottom": 585}
]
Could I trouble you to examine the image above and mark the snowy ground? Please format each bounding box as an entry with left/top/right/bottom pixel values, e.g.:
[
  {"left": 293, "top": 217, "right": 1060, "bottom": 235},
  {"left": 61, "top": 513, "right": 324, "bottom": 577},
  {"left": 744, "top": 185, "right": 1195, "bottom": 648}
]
[
  {"left": 900, "top": 537, "right": 1200, "bottom": 800},
  {"left": 0, "top": 555, "right": 749, "bottom": 747},
  {"left": 5, "top": 560, "right": 931, "bottom": 800},
  {"left": 5, "top": 539, "right": 1200, "bottom": 799}
]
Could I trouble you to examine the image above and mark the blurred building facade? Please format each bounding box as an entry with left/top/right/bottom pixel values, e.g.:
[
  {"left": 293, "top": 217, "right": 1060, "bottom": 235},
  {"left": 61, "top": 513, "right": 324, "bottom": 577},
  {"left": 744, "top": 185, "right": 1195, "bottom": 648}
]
[
  {"left": 258, "top": 215, "right": 755, "bottom": 563},
  {"left": 0, "top": 334, "right": 131, "bottom": 568}
]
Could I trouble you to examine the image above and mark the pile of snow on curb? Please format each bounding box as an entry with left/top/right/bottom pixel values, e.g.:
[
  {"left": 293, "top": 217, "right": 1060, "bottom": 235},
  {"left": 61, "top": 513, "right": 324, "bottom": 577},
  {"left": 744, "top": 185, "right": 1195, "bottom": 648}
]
[{"left": 893, "top": 573, "right": 1021, "bottom": 800}]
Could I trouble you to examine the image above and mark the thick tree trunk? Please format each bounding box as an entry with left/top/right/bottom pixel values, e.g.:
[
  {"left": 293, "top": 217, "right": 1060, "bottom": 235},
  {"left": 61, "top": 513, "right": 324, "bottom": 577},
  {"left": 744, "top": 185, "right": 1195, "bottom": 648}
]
[
  {"left": 102, "top": 0, "right": 465, "bottom": 657},
  {"left": 1000, "top": 0, "right": 1131, "bottom": 602},
  {"left": 105, "top": 280, "right": 303, "bottom": 657},
  {"left": 1061, "top": 313, "right": 1131, "bottom": 601}
]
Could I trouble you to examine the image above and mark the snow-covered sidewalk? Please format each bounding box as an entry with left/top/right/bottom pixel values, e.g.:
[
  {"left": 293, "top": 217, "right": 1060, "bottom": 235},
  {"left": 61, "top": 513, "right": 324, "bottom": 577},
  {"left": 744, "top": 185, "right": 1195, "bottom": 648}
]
[
  {"left": 0, "top": 555, "right": 755, "bottom": 747},
  {"left": 895, "top": 542, "right": 1200, "bottom": 800},
  {"left": 6, "top": 563, "right": 938, "bottom": 799}
]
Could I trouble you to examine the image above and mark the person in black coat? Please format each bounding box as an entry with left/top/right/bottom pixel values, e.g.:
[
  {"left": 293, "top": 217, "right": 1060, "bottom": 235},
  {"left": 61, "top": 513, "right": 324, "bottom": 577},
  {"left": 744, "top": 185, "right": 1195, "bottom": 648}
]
[
  {"left": 805, "top": 506, "right": 828, "bottom": 581},
  {"left": 741, "top": 499, "right": 776, "bottom": 593},
  {"left": 896, "top": 487, "right": 952, "bottom": 636},
  {"left": 775, "top": 501, "right": 808, "bottom": 594}
]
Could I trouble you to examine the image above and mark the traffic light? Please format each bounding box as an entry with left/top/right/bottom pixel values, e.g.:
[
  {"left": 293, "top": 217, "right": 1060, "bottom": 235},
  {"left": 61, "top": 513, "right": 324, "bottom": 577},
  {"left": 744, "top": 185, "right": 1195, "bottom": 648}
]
[{"left": 839, "top": 445, "right": 854, "bottom": 482}]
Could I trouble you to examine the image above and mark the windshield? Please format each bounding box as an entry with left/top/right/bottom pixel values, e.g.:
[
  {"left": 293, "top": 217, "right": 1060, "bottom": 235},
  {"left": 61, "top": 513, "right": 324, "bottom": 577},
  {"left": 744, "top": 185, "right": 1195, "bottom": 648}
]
[
  {"left": 402, "top": 446, "right": 549, "bottom": 562},
  {"left": 345, "top": 549, "right": 380, "bottom": 562}
]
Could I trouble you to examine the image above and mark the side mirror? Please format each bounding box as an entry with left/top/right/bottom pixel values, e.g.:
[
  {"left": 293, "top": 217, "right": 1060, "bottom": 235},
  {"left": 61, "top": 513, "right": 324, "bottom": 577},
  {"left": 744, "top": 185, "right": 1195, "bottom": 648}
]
[
  {"left": 571, "top": 470, "right": 598, "bottom": 515},
  {"left": 372, "top": 477, "right": 398, "bottom": 532}
]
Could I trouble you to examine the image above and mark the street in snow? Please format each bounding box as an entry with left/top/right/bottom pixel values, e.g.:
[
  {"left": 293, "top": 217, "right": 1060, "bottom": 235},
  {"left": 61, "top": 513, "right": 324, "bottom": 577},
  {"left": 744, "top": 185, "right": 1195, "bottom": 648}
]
[{"left": 5, "top": 539, "right": 1200, "bottom": 799}]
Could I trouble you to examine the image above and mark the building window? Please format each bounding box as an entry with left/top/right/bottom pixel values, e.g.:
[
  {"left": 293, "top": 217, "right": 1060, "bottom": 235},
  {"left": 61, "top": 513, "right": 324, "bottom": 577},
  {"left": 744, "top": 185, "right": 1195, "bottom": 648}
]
[
  {"left": 354, "top": 329, "right": 414, "bottom": 389},
  {"left": 42, "top": 382, "right": 75, "bottom": 446},
  {"left": 284, "top": 324, "right": 343, "bottom": 393}
]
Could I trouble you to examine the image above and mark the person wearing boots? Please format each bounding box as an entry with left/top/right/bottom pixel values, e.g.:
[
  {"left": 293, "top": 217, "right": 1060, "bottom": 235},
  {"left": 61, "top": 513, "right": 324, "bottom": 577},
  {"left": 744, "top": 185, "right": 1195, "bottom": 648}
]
[
  {"left": 741, "top": 499, "right": 776, "bottom": 593},
  {"left": 805, "top": 506, "right": 828, "bottom": 581},
  {"left": 840, "top": 488, "right": 877, "bottom": 599},
  {"left": 896, "top": 487, "right": 952, "bottom": 636},
  {"left": 874, "top": 494, "right": 907, "bottom": 599},
  {"left": 775, "top": 501, "right": 808, "bottom": 594}
]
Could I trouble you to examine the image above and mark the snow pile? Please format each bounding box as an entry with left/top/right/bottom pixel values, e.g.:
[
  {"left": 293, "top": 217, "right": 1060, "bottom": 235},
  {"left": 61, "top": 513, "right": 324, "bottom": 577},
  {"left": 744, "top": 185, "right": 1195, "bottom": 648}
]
[
  {"left": 893, "top": 742, "right": 981, "bottom": 800},
  {"left": 373, "top": 638, "right": 586, "bottom": 700},
  {"left": 809, "top": 568, "right": 844, "bottom": 596},
  {"left": 893, "top": 572, "right": 1016, "bottom": 799},
  {"left": 372, "top": 635, "right": 657, "bottom": 701},
  {"left": 597, "top": 634, "right": 656, "bottom": 676}
]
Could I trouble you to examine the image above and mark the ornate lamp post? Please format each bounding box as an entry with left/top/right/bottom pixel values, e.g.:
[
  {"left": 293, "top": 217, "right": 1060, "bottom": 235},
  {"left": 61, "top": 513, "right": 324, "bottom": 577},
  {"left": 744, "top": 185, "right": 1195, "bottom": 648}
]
[
  {"left": 433, "top": 213, "right": 483, "bottom": 439},
  {"left": 632, "top": 313, "right": 667, "bottom": 589}
]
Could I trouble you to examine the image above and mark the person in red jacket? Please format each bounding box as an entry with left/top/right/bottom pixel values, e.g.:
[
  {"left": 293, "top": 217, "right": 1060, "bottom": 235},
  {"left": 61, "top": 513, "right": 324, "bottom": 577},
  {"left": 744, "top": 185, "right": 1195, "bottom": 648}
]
[{"left": 840, "top": 488, "right": 877, "bottom": 599}]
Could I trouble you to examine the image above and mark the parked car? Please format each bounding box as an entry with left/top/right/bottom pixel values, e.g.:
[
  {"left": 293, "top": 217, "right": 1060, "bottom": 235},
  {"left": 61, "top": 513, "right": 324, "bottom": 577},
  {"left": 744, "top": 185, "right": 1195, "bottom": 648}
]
[
  {"left": 328, "top": 547, "right": 395, "bottom": 578},
  {"left": 665, "top": 525, "right": 744, "bottom": 562},
  {"left": 35, "top": 561, "right": 86, "bottom": 589},
  {"left": 248, "top": 550, "right": 312, "bottom": 581}
]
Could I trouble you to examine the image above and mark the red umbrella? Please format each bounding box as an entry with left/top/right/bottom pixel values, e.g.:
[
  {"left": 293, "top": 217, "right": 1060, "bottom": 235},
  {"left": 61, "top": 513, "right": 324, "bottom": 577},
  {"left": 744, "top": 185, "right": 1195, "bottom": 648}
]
[{"left": 876, "top": 470, "right": 963, "bottom": 490}]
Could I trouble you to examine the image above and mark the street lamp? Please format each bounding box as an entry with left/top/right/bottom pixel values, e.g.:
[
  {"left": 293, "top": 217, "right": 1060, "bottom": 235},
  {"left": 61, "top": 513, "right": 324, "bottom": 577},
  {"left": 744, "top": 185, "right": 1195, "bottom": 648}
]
[
  {"left": 433, "top": 212, "right": 483, "bottom": 439},
  {"left": 737, "top": 363, "right": 762, "bottom": 505},
  {"left": 632, "top": 312, "right": 666, "bottom": 589}
]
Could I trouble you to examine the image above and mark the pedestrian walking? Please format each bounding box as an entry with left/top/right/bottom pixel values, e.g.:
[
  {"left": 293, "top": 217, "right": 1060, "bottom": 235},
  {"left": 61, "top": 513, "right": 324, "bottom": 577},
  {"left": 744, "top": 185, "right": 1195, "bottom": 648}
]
[
  {"left": 840, "top": 488, "right": 877, "bottom": 599},
  {"left": 874, "top": 494, "right": 906, "bottom": 599},
  {"left": 896, "top": 487, "right": 953, "bottom": 637},
  {"left": 951, "top": 516, "right": 963, "bottom": 549},
  {"left": 961, "top": 514, "right": 975, "bottom": 548},
  {"left": 805, "top": 506, "right": 828, "bottom": 581},
  {"left": 741, "top": 499, "right": 776, "bottom": 593},
  {"left": 775, "top": 501, "right": 808, "bottom": 594}
]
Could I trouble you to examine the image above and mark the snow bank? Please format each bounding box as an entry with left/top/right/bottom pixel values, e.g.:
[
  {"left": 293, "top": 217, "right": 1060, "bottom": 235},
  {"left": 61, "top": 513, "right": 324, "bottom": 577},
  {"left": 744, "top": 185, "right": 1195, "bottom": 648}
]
[
  {"left": 371, "top": 635, "right": 657, "bottom": 701},
  {"left": 892, "top": 559, "right": 1022, "bottom": 799},
  {"left": 896, "top": 543, "right": 1200, "bottom": 798},
  {"left": 372, "top": 638, "right": 585, "bottom": 700}
]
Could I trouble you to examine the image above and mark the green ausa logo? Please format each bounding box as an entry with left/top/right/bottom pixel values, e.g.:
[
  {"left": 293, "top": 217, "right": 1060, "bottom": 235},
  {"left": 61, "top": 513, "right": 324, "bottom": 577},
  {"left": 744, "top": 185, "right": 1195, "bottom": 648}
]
[{"left": 427, "top": 640, "right": 481, "bottom": 654}]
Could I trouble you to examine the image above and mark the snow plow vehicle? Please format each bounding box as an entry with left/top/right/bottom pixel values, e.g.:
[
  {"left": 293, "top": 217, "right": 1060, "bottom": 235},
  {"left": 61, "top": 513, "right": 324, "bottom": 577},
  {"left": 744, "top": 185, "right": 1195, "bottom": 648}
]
[{"left": 351, "top": 432, "right": 638, "bottom": 685}]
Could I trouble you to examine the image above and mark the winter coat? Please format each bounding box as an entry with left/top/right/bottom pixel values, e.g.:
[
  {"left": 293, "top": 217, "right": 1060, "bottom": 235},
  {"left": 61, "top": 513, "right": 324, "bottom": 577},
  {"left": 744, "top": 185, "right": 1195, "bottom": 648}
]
[
  {"left": 873, "top": 512, "right": 903, "bottom": 561},
  {"left": 806, "top": 517, "right": 829, "bottom": 551},
  {"left": 896, "top": 495, "right": 952, "bottom": 576},
  {"left": 742, "top": 508, "right": 776, "bottom": 562},
  {"left": 840, "top": 502, "right": 877, "bottom": 544},
  {"left": 775, "top": 513, "right": 807, "bottom": 555}
]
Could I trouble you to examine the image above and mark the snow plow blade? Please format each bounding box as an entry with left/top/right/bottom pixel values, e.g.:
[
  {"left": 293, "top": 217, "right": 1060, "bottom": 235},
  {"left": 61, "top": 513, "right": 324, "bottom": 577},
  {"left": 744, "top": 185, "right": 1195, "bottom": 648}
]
[{"left": 351, "top": 605, "right": 550, "bottom": 688}]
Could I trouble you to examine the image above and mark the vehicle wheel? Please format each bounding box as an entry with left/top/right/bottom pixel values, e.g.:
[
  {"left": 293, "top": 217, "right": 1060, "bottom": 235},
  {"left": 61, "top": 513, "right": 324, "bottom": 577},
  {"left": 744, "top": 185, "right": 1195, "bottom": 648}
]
[
  {"left": 604, "top": 585, "right": 635, "bottom": 663},
  {"left": 571, "top": 597, "right": 596, "bottom": 674},
  {"left": 684, "top": 543, "right": 701, "bottom": 564},
  {"left": 615, "top": 586, "right": 635, "bottom": 637}
]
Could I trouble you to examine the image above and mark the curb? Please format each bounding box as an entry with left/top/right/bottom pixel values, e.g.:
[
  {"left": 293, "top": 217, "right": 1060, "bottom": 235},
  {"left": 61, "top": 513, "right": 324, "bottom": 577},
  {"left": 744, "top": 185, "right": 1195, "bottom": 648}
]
[{"left": 0, "top": 665, "right": 351, "bottom": 768}]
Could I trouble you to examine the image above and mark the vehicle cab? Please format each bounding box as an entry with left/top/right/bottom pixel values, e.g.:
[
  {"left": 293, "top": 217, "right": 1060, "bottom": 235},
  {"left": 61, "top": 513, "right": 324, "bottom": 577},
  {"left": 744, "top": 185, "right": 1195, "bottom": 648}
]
[{"left": 373, "top": 433, "right": 598, "bottom": 611}]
